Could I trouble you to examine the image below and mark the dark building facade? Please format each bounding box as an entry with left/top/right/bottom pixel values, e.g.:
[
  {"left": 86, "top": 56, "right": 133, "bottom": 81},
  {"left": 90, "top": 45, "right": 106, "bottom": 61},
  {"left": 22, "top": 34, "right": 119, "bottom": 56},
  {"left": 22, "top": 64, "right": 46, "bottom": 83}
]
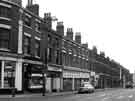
[
  {"left": 89, "top": 46, "right": 131, "bottom": 89},
  {"left": 61, "top": 28, "right": 90, "bottom": 91},
  {"left": 0, "top": 0, "right": 131, "bottom": 94}
]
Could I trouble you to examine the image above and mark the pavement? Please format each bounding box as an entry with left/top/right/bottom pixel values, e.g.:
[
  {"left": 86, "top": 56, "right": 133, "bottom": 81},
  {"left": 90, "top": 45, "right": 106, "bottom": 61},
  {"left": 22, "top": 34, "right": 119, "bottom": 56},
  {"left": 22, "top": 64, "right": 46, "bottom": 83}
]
[{"left": 0, "top": 88, "right": 120, "bottom": 99}]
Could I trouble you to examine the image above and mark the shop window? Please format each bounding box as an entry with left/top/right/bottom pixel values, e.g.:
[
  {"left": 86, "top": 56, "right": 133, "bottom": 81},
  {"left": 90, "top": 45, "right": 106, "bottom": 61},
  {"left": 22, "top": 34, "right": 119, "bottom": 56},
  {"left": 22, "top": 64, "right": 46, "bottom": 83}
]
[
  {"left": 63, "top": 78, "right": 72, "bottom": 91},
  {"left": 35, "top": 40, "right": 40, "bottom": 57},
  {"left": 4, "top": 61, "right": 15, "bottom": 88},
  {"left": 0, "top": 28, "right": 10, "bottom": 49},
  {"left": 24, "top": 35, "right": 31, "bottom": 55},
  {"left": 29, "top": 76, "right": 43, "bottom": 89},
  {"left": 0, "top": 61, "right": 1, "bottom": 87},
  {"left": 24, "top": 15, "right": 31, "bottom": 27},
  {"left": 0, "top": 6, "right": 10, "bottom": 18}
]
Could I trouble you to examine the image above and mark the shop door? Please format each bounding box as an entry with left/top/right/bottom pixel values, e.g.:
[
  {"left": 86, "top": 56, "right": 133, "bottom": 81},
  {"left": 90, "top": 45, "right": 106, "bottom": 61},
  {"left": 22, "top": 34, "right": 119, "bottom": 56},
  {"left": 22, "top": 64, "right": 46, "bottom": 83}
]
[{"left": 23, "top": 64, "right": 30, "bottom": 92}]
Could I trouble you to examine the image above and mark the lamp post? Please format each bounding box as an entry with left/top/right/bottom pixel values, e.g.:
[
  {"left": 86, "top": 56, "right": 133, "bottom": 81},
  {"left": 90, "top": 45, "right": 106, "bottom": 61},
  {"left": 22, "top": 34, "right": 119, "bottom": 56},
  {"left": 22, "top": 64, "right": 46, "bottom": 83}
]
[
  {"left": 120, "top": 67, "right": 122, "bottom": 88},
  {"left": 11, "top": 67, "right": 15, "bottom": 97},
  {"left": 42, "top": 64, "right": 46, "bottom": 96}
]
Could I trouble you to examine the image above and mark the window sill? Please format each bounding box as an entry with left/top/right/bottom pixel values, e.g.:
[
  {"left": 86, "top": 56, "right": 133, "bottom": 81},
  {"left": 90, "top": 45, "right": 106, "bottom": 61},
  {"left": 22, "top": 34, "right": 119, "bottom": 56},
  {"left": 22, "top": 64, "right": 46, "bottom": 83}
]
[
  {"left": 24, "top": 53, "right": 31, "bottom": 57},
  {"left": 0, "top": 17, "right": 11, "bottom": 21},
  {"left": 23, "top": 24, "right": 32, "bottom": 29},
  {"left": 35, "top": 56, "right": 40, "bottom": 59},
  {"left": 35, "top": 30, "right": 41, "bottom": 34},
  {"left": 0, "top": 48, "right": 10, "bottom": 52}
]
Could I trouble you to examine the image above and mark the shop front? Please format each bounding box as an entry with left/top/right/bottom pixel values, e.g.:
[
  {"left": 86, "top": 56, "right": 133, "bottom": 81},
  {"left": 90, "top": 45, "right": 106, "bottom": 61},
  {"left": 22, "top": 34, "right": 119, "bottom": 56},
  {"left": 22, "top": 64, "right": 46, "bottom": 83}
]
[
  {"left": 46, "top": 65, "right": 62, "bottom": 92},
  {"left": 0, "top": 60, "right": 16, "bottom": 93},
  {"left": 22, "top": 63, "right": 44, "bottom": 93},
  {"left": 0, "top": 55, "right": 24, "bottom": 93},
  {"left": 63, "top": 70, "right": 90, "bottom": 91}
]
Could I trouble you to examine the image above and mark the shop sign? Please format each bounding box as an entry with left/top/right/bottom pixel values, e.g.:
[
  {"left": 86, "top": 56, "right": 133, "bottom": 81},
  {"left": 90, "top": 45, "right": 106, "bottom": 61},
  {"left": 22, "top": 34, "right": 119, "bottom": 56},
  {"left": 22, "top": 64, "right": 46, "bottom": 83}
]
[
  {"left": 91, "top": 71, "right": 95, "bottom": 76},
  {"left": 5, "top": 66, "right": 12, "bottom": 69},
  {"left": 63, "top": 71, "right": 90, "bottom": 78},
  {"left": 48, "top": 66, "right": 62, "bottom": 72}
]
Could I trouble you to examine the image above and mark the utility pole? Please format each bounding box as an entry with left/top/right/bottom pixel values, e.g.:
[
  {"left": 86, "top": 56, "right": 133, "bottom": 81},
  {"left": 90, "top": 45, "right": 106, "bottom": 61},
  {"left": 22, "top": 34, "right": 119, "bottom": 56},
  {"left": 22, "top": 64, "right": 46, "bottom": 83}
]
[{"left": 120, "top": 67, "right": 122, "bottom": 87}]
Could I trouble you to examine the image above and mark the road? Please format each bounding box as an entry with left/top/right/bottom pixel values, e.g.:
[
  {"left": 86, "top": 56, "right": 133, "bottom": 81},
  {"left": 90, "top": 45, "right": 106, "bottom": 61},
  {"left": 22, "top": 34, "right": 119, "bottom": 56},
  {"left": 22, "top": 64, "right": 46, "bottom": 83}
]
[{"left": 2, "top": 88, "right": 135, "bottom": 101}]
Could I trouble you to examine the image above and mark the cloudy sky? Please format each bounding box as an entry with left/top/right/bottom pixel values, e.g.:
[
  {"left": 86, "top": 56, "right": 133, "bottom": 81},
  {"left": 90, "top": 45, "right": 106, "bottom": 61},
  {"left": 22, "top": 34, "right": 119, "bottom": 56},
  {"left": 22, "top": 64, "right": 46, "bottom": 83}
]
[{"left": 23, "top": 0, "right": 135, "bottom": 73}]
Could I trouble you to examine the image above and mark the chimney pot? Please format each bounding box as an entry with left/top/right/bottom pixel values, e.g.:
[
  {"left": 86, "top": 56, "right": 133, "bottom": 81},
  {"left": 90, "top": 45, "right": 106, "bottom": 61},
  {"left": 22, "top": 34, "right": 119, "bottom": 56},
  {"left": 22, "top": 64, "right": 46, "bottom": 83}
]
[
  {"left": 44, "top": 12, "right": 52, "bottom": 28},
  {"left": 57, "top": 22, "right": 63, "bottom": 26},
  {"left": 66, "top": 28, "right": 73, "bottom": 40},
  {"left": 75, "top": 32, "right": 81, "bottom": 44},
  {"left": 56, "top": 21, "right": 64, "bottom": 36}
]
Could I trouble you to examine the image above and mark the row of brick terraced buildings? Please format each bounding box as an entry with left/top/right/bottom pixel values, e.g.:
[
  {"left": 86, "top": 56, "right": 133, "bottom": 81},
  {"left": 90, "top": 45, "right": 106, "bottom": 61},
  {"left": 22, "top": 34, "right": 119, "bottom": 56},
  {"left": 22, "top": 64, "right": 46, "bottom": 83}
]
[{"left": 0, "top": 0, "right": 131, "bottom": 94}]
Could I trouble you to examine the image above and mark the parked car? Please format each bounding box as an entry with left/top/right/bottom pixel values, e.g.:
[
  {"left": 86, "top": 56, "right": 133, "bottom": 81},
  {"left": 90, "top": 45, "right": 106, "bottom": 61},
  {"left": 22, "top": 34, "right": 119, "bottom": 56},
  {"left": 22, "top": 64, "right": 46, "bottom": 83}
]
[
  {"left": 125, "top": 82, "right": 133, "bottom": 88},
  {"left": 78, "top": 82, "right": 95, "bottom": 93}
]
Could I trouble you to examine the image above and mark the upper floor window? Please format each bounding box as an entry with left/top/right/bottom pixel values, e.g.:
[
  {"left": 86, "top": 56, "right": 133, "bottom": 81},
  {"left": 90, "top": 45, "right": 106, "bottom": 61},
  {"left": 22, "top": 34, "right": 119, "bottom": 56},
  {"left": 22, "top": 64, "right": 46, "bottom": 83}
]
[
  {"left": 35, "top": 21, "right": 41, "bottom": 32},
  {"left": 0, "top": 28, "right": 10, "bottom": 49},
  {"left": 35, "top": 39, "right": 40, "bottom": 57},
  {"left": 52, "top": 38, "right": 59, "bottom": 48},
  {"left": 48, "top": 35, "right": 52, "bottom": 46},
  {"left": 56, "top": 39, "right": 59, "bottom": 48},
  {"left": 0, "top": 6, "right": 10, "bottom": 18},
  {"left": 48, "top": 48, "right": 52, "bottom": 63},
  {"left": 54, "top": 50, "right": 59, "bottom": 64},
  {"left": 24, "top": 15, "right": 31, "bottom": 27},
  {"left": 24, "top": 35, "right": 31, "bottom": 55}
]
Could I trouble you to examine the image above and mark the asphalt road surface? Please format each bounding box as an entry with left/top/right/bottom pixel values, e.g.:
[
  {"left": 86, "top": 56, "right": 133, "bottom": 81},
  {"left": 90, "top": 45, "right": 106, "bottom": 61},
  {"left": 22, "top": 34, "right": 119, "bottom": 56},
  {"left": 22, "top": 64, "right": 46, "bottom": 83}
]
[{"left": 2, "top": 88, "right": 135, "bottom": 101}]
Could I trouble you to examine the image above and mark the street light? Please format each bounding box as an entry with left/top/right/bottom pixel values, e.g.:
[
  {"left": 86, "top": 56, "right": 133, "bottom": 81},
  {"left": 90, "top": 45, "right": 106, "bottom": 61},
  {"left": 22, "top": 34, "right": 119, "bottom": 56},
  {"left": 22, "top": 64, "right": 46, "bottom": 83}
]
[
  {"left": 42, "top": 64, "right": 46, "bottom": 96},
  {"left": 11, "top": 67, "right": 15, "bottom": 97}
]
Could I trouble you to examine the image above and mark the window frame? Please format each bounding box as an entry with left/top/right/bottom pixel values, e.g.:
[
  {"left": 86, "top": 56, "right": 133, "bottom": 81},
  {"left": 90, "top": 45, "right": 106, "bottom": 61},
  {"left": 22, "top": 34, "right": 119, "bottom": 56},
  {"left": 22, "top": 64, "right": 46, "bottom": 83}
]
[
  {"left": 0, "top": 28, "right": 10, "bottom": 50},
  {"left": 23, "top": 34, "right": 31, "bottom": 55}
]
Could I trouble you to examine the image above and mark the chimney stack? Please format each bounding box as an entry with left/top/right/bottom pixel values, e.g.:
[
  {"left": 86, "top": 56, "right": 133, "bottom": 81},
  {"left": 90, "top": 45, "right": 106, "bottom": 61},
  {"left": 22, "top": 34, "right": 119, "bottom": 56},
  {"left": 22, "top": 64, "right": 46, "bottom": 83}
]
[
  {"left": 92, "top": 46, "right": 97, "bottom": 54},
  {"left": 82, "top": 43, "right": 88, "bottom": 48},
  {"left": 28, "top": 0, "right": 33, "bottom": 6},
  {"left": 44, "top": 13, "right": 52, "bottom": 29},
  {"left": 100, "top": 51, "right": 105, "bottom": 57},
  {"left": 9, "top": 0, "right": 22, "bottom": 6},
  {"left": 26, "top": 0, "right": 39, "bottom": 16},
  {"left": 75, "top": 32, "right": 81, "bottom": 44},
  {"left": 56, "top": 22, "right": 64, "bottom": 36},
  {"left": 66, "top": 28, "right": 73, "bottom": 40}
]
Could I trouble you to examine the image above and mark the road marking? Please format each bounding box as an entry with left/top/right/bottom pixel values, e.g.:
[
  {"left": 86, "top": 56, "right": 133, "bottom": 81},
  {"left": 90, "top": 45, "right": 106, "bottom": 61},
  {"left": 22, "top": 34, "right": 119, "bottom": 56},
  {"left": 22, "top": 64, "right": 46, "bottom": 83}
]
[
  {"left": 102, "top": 97, "right": 110, "bottom": 101},
  {"left": 128, "top": 95, "right": 133, "bottom": 98},
  {"left": 117, "top": 95, "right": 124, "bottom": 99},
  {"left": 98, "top": 93, "right": 106, "bottom": 97}
]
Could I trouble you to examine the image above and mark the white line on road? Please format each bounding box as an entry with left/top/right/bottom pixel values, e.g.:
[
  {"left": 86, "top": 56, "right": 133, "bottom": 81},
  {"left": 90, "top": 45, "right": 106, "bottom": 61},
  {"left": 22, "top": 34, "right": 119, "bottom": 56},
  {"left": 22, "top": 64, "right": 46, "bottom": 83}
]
[
  {"left": 128, "top": 95, "right": 133, "bottom": 98},
  {"left": 102, "top": 97, "right": 110, "bottom": 101},
  {"left": 117, "top": 95, "right": 124, "bottom": 99},
  {"left": 98, "top": 93, "right": 106, "bottom": 97}
]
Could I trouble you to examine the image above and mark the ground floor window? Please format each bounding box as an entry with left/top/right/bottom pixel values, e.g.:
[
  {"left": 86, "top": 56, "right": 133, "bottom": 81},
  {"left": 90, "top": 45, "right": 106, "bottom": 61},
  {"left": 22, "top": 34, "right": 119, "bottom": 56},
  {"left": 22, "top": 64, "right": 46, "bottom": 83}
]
[
  {"left": 0, "top": 61, "right": 1, "bottom": 87},
  {"left": 29, "top": 76, "right": 43, "bottom": 89},
  {"left": 23, "top": 63, "right": 43, "bottom": 90},
  {"left": 0, "top": 60, "right": 15, "bottom": 88},
  {"left": 74, "top": 78, "right": 81, "bottom": 90},
  {"left": 4, "top": 61, "right": 15, "bottom": 88},
  {"left": 63, "top": 78, "right": 72, "bottom": 91}
]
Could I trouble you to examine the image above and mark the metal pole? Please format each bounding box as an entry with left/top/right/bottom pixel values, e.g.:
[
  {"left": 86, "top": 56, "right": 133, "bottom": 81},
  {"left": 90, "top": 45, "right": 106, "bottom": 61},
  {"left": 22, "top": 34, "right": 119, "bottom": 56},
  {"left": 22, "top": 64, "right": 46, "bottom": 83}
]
[
  {"left": 12, "top": 68, "right": 15, "bottom": 97},
  {"left": 42, "top": 64, "right": 46, "bottom": 96}
]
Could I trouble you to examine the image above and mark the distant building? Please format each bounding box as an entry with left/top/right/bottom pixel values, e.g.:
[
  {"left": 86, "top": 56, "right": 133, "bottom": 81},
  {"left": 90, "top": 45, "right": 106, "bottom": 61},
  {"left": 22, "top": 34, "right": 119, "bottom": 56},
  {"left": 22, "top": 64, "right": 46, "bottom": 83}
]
[{"left": 133, "top": 72, "right": 135, "bottom": 84}]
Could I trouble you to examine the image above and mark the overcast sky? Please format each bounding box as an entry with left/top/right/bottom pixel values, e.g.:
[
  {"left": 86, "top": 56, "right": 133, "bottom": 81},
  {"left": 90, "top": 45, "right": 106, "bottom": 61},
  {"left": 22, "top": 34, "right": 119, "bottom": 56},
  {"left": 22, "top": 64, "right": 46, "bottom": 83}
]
[{"left": 23, "top": 0, "right": 135, "bottom": 73}]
